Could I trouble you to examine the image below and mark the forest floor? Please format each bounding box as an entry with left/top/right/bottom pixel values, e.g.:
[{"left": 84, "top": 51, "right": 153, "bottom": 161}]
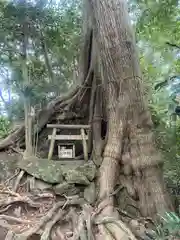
[
  {"left": 0, "top": 152, "right": 93, "bottom": 240},
  {"left": 0, "top": 181, "right": 84, "bottom": 240},
  {"left": 0, "top": 152, "right": 60, "bottom": 239},
  {"left": 0, "top": 152, "right": 179, "bottom": 240},
  {"left": 0, "top": 181, "right": 54, "bottom": 237}
]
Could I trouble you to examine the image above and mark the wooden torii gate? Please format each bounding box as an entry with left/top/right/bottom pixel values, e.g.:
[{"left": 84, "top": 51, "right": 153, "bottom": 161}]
[{"left": 47, "top": 124, "right": 90, "bottom": 161}]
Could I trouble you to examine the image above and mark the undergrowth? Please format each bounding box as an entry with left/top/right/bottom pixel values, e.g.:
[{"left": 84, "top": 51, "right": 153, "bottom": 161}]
[
  {"left": 0, "top": 116, "right": 11, "bottom": 138},
  {"left": 154, "top": 212, "right": 180, "bottom": 240}
]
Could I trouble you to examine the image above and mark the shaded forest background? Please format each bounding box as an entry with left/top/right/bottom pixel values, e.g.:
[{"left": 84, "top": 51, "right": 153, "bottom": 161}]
[{"left": 0, "top": 0, "right": 180, "bottom": 207}]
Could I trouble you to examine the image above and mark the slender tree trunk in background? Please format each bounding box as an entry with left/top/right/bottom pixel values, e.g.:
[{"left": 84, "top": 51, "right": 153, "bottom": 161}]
[
  {"left": 22, "top": 2, "right": 33, "bottom": 157},
  {"left": 40, "top": 30, "right": 55, "bottom": 84},
  {"left": 23, "top": 96, "right": 33, "bottom": 156},
  {"left": 171, "top": 113, "right": 177, "bottom": 132},
  {"left": 90, "top": 0, "right": 173, "bottom": 219}
]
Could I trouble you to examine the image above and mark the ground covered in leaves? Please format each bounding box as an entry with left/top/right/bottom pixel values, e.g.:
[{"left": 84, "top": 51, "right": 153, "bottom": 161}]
[
  {"left": 0, "top": 153, "right": 99, "bottom": 239},
  {"left": 0, "top": 152, "right": 179, "bottom": 240},
  {"left": 0, "top": 183, "right": 88, "bottom": 239}
]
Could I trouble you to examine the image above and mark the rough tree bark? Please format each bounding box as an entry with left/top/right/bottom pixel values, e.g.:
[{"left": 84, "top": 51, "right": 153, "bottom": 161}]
[{"left": 90, "top": 0, "right": 173, "bottom": 219}]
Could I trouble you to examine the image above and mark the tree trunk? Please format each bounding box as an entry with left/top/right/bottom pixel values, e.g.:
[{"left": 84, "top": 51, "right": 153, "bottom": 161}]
[
  {"left": 90, "top": 0, "right": 173, "bottom": 219},
  {"left": 40, "top": 29, "right": 55, "bottom": 85},
  {"left": 22, "top": 1, "right": 33, "bottom": 157}
]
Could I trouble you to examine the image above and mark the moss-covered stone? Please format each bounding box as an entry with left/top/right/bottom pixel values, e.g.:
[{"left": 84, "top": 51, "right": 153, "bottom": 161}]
[
  {"left": 75, "top": 162, "right": 96, "bottom": 181},
  {"left": 18, "top": 157, "right": 64, "bottom": 184},
  {"left": 53, "top": 182, "right": 80, "bottom": 196},
  {"left": 65, "top": 170, "right": 90, "bottom": 185},
  {"left": 18, "top": 157, "right": 97, "bottom": 185},
  {"left": 32, "top": 179, "right": 52, "bottom": 190}
]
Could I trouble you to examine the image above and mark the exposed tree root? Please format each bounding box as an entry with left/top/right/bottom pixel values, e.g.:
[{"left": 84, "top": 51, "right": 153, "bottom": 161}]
[
  {"left": 4, "top": 169, "right": 20, "bottom": 186},
  {"left": 13, "top": 170, "right": 25, "bottom": 192},
  {"left": 19, "top": 198, "right": 85, "bottom": 239},
  {"left": 5, "top": 230, "right": 15, "bottom": 240},
  {"left": 40, "top": 208, "right": 64, "bottom": 240},
  {"left": 0, "top": 215, "right": 31, "bottom": 224},
  {"left": 0, "top": 205, "right": 13, "bottom": 214},
  {"left": 0, "top": 188, "right": 144, "bottom": 240},
  {"left": 31, "top": 192, "right": 55, "bottom": 200},
  {"left": 0, "top": 170, "right": 154, "bottom": 240},
  {"left": 0, "top": 187, "right": 21, "bottom": 197},
  {"left": 55, "top": 229, "right": 66, "bottom": 240},
  {"left": 0, "top": 195, "right": 41, "bottom": 210},
  {"left": 95, "top": 217, "right": 137, "bottom": 240},
  {"left": 72, "top": 210, "right": 87, "bottom": 240}
]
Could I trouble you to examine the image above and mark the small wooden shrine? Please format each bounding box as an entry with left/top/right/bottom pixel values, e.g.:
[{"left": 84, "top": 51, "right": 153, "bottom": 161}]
[{"left": 47, "top": 124, "right": 90, "bottom": 161}]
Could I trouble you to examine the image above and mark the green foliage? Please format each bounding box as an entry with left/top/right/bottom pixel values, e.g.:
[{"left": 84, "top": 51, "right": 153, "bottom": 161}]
[
  {"left": 154, "top": 212, "right": 180, "bottom": 239},
  {"left": 0, "top": 0, "right": 81, "bottom": 120},
  {"left": 0, "top": 116, "right": 10, "bottom": 138},
  {"left": 153, "top": 114, "right": 180, "bottom": 185},
  {"left": 130, "top": 0, "right": 180, "bottom": 190},
  {"left": 177, "top": 121, "right": 180, "bottom": 155}
]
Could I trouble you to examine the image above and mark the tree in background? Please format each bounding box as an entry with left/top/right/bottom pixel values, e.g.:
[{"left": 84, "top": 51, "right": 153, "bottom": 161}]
[{"left": 0, "top": 0, "right": 81, "bottom": 121}]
